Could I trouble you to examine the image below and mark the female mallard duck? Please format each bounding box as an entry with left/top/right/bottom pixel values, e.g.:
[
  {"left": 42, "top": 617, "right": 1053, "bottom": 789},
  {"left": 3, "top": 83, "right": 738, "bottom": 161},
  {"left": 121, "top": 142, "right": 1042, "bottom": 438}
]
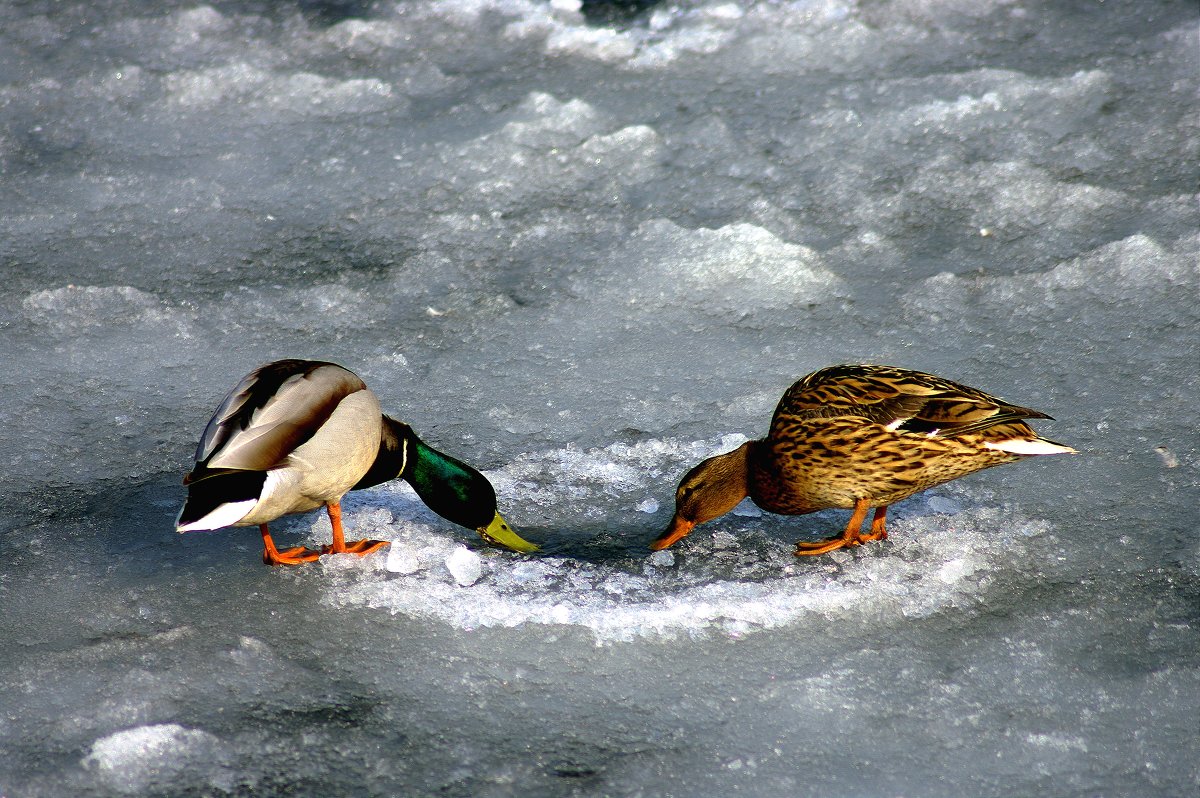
[
  {"left": 651, "top": 364, "right": 1075, "bottom": 556},
  {"left": 177, "top": 359, "right": 538, "bottom": 565}
]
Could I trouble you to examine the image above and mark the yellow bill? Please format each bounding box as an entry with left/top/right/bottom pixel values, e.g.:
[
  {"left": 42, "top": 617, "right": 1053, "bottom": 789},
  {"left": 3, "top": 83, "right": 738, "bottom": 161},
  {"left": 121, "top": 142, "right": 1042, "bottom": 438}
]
[{"left": 478, "top": 510, "right": 539, "bottom": 553}]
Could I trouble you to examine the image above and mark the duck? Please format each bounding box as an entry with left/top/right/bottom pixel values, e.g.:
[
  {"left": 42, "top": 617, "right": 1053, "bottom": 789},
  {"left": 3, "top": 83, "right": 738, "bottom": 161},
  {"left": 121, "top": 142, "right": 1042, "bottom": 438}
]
[
  {"left": 651, "top": 364, "right": 1076, "bottom": 556},
  {"left": 176, "top": 359, "right": 538, "bottom": 565}
]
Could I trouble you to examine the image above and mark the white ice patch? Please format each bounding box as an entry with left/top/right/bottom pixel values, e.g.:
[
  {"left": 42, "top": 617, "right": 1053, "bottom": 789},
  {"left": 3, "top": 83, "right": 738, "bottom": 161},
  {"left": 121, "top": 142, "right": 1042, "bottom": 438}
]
[
  {"left": 82, "top": 724, "right": 234, "bottom": 795},
  {"left": 731, "top": 499, "right": 762, "bottom": 518},
  {"left": 607, "top": 219, "right": 847, "bottom": 313},
  {"left": 445, "top": 545, "right": 485, "bottom": 586},
  {"left": 21, "top": 285, "right": 179, "bottom": 331},
  {"left": 636, "top": 498, "right": 660, "bottom": 514},
  {"left": 496, "top": 92, "right": 605, "bottom": 148},
  {"left": 214, "top": 283, "right": 390, "bottom": 335},
  {"left": 497, "top": 0, "right": 741, "bottom": 68},
  {"left": 903, "top": 233, "right": 1200, "bottom": 321},
  {"left": 165, "top": 63, "right": 401, "bottom": 116},
  {"left": 541, "top": 22, "right": 638, "bottom": 64},
  {"left": 321, "top": 438, "right": 1053, "bottom": 643},
  {"left": 437, "top": 92, "right": 665, "bottom": 212}
]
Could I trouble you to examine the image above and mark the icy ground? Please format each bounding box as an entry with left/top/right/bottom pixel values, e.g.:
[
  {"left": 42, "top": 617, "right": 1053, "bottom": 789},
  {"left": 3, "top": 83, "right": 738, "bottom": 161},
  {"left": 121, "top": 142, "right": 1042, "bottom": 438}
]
[{"left": 1, "top": 0, "right": 1197, "bottom": 795}]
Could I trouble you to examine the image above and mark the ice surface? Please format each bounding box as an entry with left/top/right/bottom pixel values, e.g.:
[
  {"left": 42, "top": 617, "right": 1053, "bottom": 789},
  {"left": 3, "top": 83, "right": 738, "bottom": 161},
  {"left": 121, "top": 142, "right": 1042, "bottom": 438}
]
[
  {"left": 1, "top": 0, "right": 1197, "bottom": 796},
  {"left": 322, "top": 437, "right": 1062, "bottom": 643}
]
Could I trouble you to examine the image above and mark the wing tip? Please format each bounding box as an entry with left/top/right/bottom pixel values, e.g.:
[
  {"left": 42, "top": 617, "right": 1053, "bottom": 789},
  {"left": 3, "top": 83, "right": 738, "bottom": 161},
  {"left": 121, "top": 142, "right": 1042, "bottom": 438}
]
[{"left": 176, "top": 498, "right": 257, "bottom": 532}]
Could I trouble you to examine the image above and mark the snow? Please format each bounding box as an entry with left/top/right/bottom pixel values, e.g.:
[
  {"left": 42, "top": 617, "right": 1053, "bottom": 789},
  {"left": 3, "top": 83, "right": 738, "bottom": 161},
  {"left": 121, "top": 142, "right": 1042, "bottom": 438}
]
[
  {"left": 0, "top": 0, "right": 1197, "bottom": 796},
  {"left": 83, "top": 724, "right": 235, "bottom": 795}
]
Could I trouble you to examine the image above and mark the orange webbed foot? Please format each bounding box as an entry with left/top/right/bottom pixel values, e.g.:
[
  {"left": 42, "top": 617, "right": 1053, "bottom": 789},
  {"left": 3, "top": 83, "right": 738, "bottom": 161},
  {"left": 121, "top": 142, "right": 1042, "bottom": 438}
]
[
  {"left": 319, "top": 501, "right": 389, "bottom": 557},
  {"left": 321, "top": 538, "right": 390, "bottom": 557},
  {"left": 263, "top": 545, "right": 323, "bottom": 566},
  {"left": 794, "top": 537, "right": 854, "bottom": 556},
  {"left": 260, "top": 525, "right": 322, "bottom": 566},
  {"left": 794, "top": 499, "right": 887, "bottom": 558}
]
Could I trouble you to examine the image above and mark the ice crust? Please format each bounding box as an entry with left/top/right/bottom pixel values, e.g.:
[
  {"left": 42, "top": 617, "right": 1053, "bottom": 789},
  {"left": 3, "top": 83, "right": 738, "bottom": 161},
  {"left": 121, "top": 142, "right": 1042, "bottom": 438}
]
[
  {"left": 1, "top": 0, "right": 1197, "bottom": 796},
  {"left": 323, "top": 435, "right": 1055, "bottom": 644}
]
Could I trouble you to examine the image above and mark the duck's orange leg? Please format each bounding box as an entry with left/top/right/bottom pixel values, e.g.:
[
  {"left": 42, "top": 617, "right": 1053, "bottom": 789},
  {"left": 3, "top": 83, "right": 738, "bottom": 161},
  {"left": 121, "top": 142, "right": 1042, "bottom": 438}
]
[
  {"left": 261, "top": 525, "right": 321, "bottom": 566},
  {"left": 862, "top": 505, "right": 888, "bottom": 542},
  {"left": 320, "top": 501, "right": 389, "bottom": 557},
  {"left": 795, "top": 498, "right": 886, "bottom": 556}
]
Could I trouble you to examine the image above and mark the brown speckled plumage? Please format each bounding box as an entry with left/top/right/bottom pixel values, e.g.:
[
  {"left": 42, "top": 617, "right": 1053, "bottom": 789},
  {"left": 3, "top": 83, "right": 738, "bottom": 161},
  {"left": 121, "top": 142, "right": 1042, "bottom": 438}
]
[{"left": 651, "top": 364, "right": 1076, "bottom": 557}]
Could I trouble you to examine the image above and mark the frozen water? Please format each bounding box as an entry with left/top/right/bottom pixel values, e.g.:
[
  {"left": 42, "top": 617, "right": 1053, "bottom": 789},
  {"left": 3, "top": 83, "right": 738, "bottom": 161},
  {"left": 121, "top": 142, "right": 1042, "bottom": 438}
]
[
  {"left": 444, "top": 545, "right": 485, "bottom": 587},
  {"left": 83, "top": 724, "right": 235, "bottom": 795},
  {"left": 323, "top": 453, "right": 1062, "bottom": 642},
  {"left": 1, "top": 0, "right": 1197, "bottom": 796}
]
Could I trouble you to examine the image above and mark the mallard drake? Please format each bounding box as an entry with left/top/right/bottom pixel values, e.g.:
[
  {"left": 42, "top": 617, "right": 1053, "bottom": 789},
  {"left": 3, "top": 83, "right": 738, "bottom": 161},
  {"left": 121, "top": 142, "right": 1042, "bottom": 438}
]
[
  {"left": 651, "top": 364, "right": 1076, "bottom": 556},
  {"left": 177, "top": 359, "right": 538, "bottom": 565}
]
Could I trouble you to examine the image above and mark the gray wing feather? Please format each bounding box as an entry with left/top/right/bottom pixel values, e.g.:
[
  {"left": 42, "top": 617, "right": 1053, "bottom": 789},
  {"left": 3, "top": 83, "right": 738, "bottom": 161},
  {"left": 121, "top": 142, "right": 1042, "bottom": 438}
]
[{"left": 192, "top": 360, "right": 366, "bottom": 475}]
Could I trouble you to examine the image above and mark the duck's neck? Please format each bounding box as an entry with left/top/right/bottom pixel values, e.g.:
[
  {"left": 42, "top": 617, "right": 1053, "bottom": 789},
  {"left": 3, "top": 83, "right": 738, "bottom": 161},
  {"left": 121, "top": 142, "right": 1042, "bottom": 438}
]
[
  {"left": 744, "top": 436, "right": 806, "bottom": 512},
  {"left": 705, "top": 442, "right": 753, "bottom": 512},
  {"left": 352, "top": 415, "right": 412, "bottom": 491},
  {"left": 680, "top": 442, "right": 753, "bottom": 523}
]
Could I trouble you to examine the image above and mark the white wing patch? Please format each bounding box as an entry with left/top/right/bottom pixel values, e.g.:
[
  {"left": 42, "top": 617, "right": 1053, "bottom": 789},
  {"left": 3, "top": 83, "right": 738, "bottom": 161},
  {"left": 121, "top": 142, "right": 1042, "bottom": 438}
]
[
  {"left": 984, "top": 438, "right": 1077, "bottom": 455},
  {"left": 176, "top": 499, "right": 256, "bottom": 532}
]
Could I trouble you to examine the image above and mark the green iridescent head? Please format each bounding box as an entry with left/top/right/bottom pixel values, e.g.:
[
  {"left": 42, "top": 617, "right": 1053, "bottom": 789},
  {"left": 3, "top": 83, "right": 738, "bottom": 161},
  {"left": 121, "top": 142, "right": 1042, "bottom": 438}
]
[{"left": 404, "top": 431, "right": 538, "bottom": 554}]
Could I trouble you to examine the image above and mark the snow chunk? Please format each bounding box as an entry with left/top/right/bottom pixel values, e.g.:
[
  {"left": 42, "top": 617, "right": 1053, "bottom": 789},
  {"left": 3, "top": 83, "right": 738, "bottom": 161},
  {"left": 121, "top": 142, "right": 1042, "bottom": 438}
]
[
  {"left": 545, "top": 25, "right": 637, "bottom": 63},
  {"left": 372, "top": 520, "right": 452, "bottom": 575},
  {"left": 647, "top": 550, "right": 676, "bottom": 568},
  {"left": 614, "top": 220, "right": 846, "bottom": 312},
  {"left": 385, "top": 543, "right": 423, "bottom": 575},
  {"left": 732, "top": 500, "right": 763, "bottom": 518},
  {"left": 317, "top": 18, "right": 408, "bottom": 55},
  {"left": 904, "top": 233, "right": 1200, "bottom": 322},
  {"left": 1026, "top": 732, "right": 1089, "bottom": 753},
  {"left": 445, "top": 545, "right": 485, "bottom": 586},
  {"left": 936, "top": 558, "right": 976, "bottom": 584},
  {"left": 636, "top": 498, "right": 660, "bottom": 514},
  {"left": 83, "top": 724, "right": 233, "bottom": 795},
  {"left": 435, "top": 92, "right": 664, "bottom": 213},
  {"left": 498, "top": 92, "right": 605, "bottom": 148}
]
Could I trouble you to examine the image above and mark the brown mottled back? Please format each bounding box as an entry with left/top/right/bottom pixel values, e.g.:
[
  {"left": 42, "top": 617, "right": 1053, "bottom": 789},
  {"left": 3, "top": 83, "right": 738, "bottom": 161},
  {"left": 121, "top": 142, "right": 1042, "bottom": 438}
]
[{"left": 770, "top": 364, "right": 1050, "bottom": 439}]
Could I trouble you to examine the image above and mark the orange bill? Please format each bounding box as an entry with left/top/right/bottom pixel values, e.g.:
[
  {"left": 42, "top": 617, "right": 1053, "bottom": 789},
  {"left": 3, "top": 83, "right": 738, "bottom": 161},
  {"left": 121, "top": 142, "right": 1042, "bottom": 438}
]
[{"left": 650, "top": 515, "right": 695, "bottom": 550}]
